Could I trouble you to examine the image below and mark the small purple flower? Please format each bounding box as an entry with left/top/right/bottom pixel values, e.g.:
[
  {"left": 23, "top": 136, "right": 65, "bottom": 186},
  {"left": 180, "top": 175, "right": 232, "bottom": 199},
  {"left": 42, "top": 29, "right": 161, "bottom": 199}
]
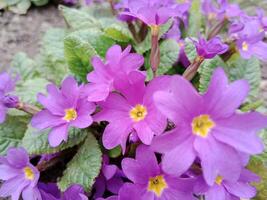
[
  {"left": 194, "top": 168, "right": 259, "bottom": 200},
  {"left": 31, "top": 76, "right": 95, "bottom": 147},
  {"left": 93, "top": 156, "right": 124, "bottom": 199},
  {"left": 64, "top": 0, "right": 78, "bottom": 4},
  {"left": 82, "top": 45, "right": 144, "bottom": 102},
  {"left": 62, "top": 184, "right": 88, "bottom": 200},
  {"left": 119, "top": 0, "right": 182, "bottom": 26},
  {"left": 0, "top": 147, "right": 41, "bottom": 200},
  {"left": 257, "top": 9, "right": 267, "bottom": 32},
  {"left": 0, "top": 72, "right": 17, "bottom": 123},
  {"left": 94, "top": 72, "right": 167, "bottom": 152},
  {"left": 152, "top": 67, "right": 267, "bottom": 185},
  {"left": 121, "top": 145, "right": 195, "bottom": 200},
  {"left": 193, "top": 36, "right": 229, "bottom": 59}
]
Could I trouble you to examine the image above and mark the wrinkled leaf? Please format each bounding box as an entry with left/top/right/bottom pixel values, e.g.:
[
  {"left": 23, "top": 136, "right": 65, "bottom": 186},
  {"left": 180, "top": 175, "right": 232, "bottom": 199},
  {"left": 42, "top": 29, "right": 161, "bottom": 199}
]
[
  {"left": 22, "top": 126, "right": 88, "bottom": 155},
  {"left": 0, "top": 115, "right": 29, "bottom": 155},
  {"left": 187, "top": 0, "right": 203, "bottom": 37},
  {"left": 58, "top": 134, "right": 102, "bottom": 192},
  {"left": 64, "top": 29, "right": 115, "bottom": 82}
]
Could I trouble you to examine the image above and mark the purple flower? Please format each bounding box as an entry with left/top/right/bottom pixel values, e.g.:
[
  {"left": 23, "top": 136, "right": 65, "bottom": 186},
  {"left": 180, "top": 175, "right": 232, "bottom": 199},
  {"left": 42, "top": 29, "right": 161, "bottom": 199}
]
[
  {"left": 31, "top": 76, "right": 95, "bottom": 147},
  {"left": 152, "top": 67, "right": 267, "bottom": 185},
  {"left": 194, "top": 168, "right": 259, "bottom": 200},
  {"left": 62, "top": 184, "right": 88, "bottom": 200},
  {"left": 119, "top": 0, "right": 182, "bottom": 26},
  {"left": 82, "top": 45, "right": 144, "bottom": 102},
  {"left": 193, "top": 36, "right": 229, "bottom": 59},
  {"left": 257, "top": 9, "right": 267, "bottom": 32},
  {"left": 93, "top": 156, "right": 124, "bottom": 199},
  {"left": 121, "top": 145, "right": 195, "bottom": 200},
  {"left": 64, "top": 0, "right": 78, "bottom": 4},
  {"left": 94, "top": 72, "right": 167, "bottom": 152},
  {"left": 0, "top": 147, "right": 41, "bottom": 200},
  {"left": 0, "top": 72, "right": 17, "bottom": 123}
]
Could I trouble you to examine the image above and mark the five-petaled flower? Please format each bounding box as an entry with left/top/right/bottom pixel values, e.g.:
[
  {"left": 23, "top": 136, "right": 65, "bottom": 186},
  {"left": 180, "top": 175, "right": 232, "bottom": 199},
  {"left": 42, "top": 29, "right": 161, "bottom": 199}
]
[
  {"left": 31, "top": 76, "right": 95, "bottom": 147},
  {"left": 152, "top": 67, "right": 267, "bottom": 185},
  {"left": 121, "top": 145, "right": 196, "bottom": 200}
]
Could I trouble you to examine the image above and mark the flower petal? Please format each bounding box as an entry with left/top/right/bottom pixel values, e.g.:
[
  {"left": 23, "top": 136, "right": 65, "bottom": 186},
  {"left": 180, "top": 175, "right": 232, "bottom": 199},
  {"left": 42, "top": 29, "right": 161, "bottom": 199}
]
[
  {"left": 6, "top": 147, "right": 29, "bottom": 168},
  {"left": 48, "top": 125, "right": 69, "bottom": 147}
]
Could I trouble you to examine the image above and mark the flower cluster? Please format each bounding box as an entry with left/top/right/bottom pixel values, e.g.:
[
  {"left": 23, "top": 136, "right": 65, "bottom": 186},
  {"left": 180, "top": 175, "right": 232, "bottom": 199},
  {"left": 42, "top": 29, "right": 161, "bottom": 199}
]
[{"left": 0, "top": 0, "right": 267, "bottom": 200}]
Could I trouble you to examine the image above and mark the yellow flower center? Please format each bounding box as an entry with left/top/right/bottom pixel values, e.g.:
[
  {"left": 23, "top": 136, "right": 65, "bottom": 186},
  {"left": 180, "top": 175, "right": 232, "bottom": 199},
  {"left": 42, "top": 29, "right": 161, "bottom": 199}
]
[
  {"left": 242, "top": 41, "right": 249, "bottom": 51},
  {"left": 147, "top": 175, "right": 168, "bottom": 197},
  {"left": 192, "top": 114, "right": 215, "bottom": 138},
  {"left": 24, "top": 167, "right": 34, "bottom": 180},
  {"left": 129, "top": 104, "right": 147, "bottom": 122},
  {"left": 215, "top": 175, "right": 223, "bottom": 185},
  {"left": 63, "top": 108, "right": 77, "bottom": 122}
]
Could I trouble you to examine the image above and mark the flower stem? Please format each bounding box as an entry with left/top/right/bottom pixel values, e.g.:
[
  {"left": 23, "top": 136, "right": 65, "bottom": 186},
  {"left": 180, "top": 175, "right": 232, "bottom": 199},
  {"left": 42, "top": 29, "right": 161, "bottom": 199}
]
[
  {"left": 150, "top": 25, "right": 160, "bottom": 78},
  {"left": 17, "top": 102, "right": 41, "bottom": 115},
  {"left": 108, "top": 0, "right": 116, "bottom": 16},
  {"left": 183, "top": 56, "right": 204, "bottom": 80},
  {"left": 207, "top": 18, "right": 228, "bottom": 40}
]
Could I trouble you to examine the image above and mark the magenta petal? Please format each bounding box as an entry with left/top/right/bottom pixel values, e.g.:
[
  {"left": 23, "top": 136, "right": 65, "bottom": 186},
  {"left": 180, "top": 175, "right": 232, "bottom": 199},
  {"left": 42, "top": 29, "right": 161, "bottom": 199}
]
[
  {"left": 135, "top": 145, "right": 160, "bottom": 176},
  {"left": 118, "top": 183, "right": 142, "bottom": 200},
  {"left": 121, "top": 158, "right": 148, "bottom": 184},
  {"left": 151, "top": 129, "right": 188, "bottom": 153},
  {"left": 133, "top": 121, "right": 154, "bottom": 145},
  {"left": 31, "top": 110, "right": 65, "bottom": 130},
  {"left": 102, "top": 122, "right": 131, "bottom": 150},
  {"left": 213, "top": 126, "right": 264, "bottom": 154},
  {"left": 0, "top": 175, "right": 29, "bottom": 200},
  {"left": 224, "top": 182, "right": 256, "bottom": 198},
  {"left": 0, "top": 165, "right": 20, "bottom": 180},
  {"left": 103, "top": 165, "right": 117, "bottom": 180},
  {"left": 206, "top": 185, "right": 226, "bottom": 200},
  {"left": 211, "top": 80, "right": 249, "bottom": 118},
  {"left": 6, "top": 147, "right": 29, "bottom": 168},
  {"left": 61, "top": 76, "right": 79, "bottom": 104},
  {"left": 48, "top": 125, "right": 69, "bottom": 147},
  {"left": 194, "top": 136, "right": 241, "bottom": 185},
  {"left": 162, "top": 136, "right": 196, "bottom": 176},
  {"left": 22, "top": 186, "right": 42, "bottom": 200},
  {"left": 106, "top": 177, "right": 124, "bottom": 194},
  {"left": 83, "top": 83, "right": 110, "bottom": 102}
]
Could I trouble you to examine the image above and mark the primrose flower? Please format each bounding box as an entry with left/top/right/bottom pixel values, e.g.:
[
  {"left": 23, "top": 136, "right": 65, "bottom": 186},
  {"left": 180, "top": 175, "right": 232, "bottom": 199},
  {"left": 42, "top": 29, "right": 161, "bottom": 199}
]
[
  {"left": 93, "top": 156, "right": 124, "bottom": 198},
  {"left": 152, "top": 67, "right": 267, "bottom": 185},
  {"left": 193, "top": 36, "right": 229, "bottom": 59},
  {"left": 194, "top": 168, "right": 259, "bottom": 200},
  {"left": 121, "top": 145, "right": 196, "bottom": 200},
  {"left": 119, "top": 0, "right": 183, "bottom": 26},
  {"left": 0, "top": 72, "right": 17, "bottom": 123},
  {"left": 62, "top": 184, "right": 88, "bottom": 200},
  {"left": 31, "top": 76, "right": 95, "bottom": 147},
  {"left": 82, "top": 45, "right": 144, "bottom": 102},
  {"left": 0, "top": 147, "right": 41, "bottom": 200},
  {"left": 94, "top": 72, "right": 167, "bottom": 152}
]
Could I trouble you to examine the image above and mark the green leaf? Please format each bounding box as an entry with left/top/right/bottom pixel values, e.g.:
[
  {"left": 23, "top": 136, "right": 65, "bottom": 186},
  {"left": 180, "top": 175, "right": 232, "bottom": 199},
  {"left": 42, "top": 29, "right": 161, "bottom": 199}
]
[
  {"left": 58, "top": 134, "right": 102, "bottom": 192},
  {"left": 10, "top": 52, "right": 39, "bottom": 80},
  {"left": 38, "top": 28, "right": 69, "bottom": 84},
  {"left": 21, "top": 126, "right": 88, "bottom": 155},
  {"left": 8, "top": 0, "right": 31, "bottom": 15},
  {"left": 59, "top": 6, "right": 101, "bottom": 30},
  {"left": 64, "top": 29, "right": 115, "bottom": 82},
  {"left": 184, "top": 38, "right": 197, "bottom": 62},
  {"left": 247, "top": 156, "right": 267, "bottom": 200},
  {"left": 15, "top": 77, "right": 49, "bottom": 105},
  {"left": 226, "top": 55, "right": 261, "bottom": 98},
  {"left": 30, "top": 0, "right": 48, "bottom": 6},
  {"left": 198, "top": 56, "right": 226, "bottom": 93},
  {"left": 187, "top": 0, "right": 203, "bottom": 37},
  {"left": 0, "top": 115, "right": 29, "bottom": 155},
  {"left": 104, "top": 23, "right": 133, "bottom": 43}
]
